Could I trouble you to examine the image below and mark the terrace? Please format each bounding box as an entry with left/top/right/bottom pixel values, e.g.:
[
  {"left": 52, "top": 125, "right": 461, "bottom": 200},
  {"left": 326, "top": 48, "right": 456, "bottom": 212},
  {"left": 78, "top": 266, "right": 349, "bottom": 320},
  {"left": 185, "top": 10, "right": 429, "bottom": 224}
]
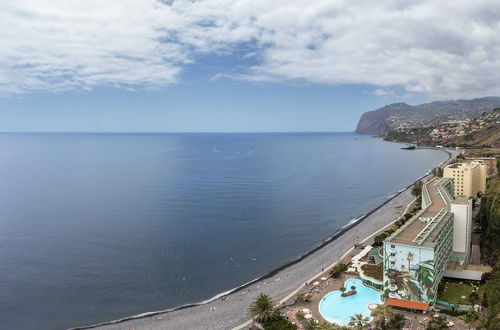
[{"left": 388, "top": 178, "right": 451, "bottom": 247}]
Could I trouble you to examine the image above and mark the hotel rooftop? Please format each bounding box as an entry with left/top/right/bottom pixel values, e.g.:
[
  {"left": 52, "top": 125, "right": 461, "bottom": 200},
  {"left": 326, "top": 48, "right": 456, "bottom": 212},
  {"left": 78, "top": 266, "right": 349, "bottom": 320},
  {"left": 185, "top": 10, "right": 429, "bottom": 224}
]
[{"left": 387, "top": 177, "right": 454, "bottom": 248}]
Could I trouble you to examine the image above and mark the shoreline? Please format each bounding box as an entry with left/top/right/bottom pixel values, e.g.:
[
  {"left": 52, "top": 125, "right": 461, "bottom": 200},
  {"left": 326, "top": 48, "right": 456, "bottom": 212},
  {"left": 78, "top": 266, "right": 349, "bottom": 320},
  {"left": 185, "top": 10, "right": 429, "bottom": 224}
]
[{"left": 80, "top": 147, "right": 456, "bottom": 330}]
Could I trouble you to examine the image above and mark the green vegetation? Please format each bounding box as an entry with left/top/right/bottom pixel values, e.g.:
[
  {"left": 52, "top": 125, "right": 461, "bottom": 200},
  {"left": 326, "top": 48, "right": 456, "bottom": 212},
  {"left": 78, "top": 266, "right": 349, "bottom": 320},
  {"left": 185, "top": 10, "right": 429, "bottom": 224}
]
[
  {"left": 248, "top": 293, "right": 297, "bottom": 329},
  {"left": 347, "top": 313, "right": 370, "bottom": 329},
  {"left": 329, "top": 263, "right": 347, "bottom": 278},
  {"left": 425, "top": 313, "right": 448, "bottom": 330},
  {"left": 264, "top": 315, "right": 297, "bottom": 330},
  {"left": 476, "top": 171, "right": 500, "bottom": 329},
  {"left": 478, "top": 176, "right": 500, "bottom": 264},
  {"left": 411, "top": 181, "right": 423, "bottom": 200},
  {"left": 437, "top": 281, "right": 478, "bottom": 305},
  {"left": 302, "top": 320, "right": 348, "bottom": 330},
  {"left": 461, "top": 309, "right": 480, "bottom": 330},
  {"left": 372, "top": 203, "right": 422, "bottom": 247},
  {"left": 341, "top": 286, "right": 357, "bottom": 297},
  {"left": 483, "top": 258, "right": 500, "bottom": 329},
  {"left": 248, "top": 293, "right": 279, "bottom": 324},
  {"left": 371, "top": 305, "right": 405, "bottom": 330},
  {"left": 382, "top": 127, "right": 433, "bottom": 144},
  {"left": 360, "top": 264, "right": 383, "bottom": 281}
]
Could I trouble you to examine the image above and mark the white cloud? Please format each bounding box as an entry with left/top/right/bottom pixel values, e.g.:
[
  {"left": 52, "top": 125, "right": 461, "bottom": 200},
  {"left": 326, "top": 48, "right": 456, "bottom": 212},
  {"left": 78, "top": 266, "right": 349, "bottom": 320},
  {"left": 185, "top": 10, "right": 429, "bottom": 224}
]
[
  {"left": 1, "top": 0, "right": 500, "bottom": 98},
  {"left": 365, "top": 89, "right": 394, "bottom": 97}
]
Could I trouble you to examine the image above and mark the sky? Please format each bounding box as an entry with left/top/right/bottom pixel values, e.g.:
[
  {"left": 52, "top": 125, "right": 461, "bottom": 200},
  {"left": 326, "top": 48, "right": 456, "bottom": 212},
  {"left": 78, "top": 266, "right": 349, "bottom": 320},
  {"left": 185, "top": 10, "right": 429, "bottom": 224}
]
[{"left": 1, "top": 0, "right": 500, "bottom": 132}]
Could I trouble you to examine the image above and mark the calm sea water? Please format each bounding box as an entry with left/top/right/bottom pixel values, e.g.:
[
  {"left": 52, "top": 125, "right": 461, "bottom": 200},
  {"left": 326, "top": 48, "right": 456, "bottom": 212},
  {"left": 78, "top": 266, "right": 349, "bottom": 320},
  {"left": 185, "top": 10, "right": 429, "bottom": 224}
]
[{"left": 0, "top": 133, "right": 447, "bottom": 329}]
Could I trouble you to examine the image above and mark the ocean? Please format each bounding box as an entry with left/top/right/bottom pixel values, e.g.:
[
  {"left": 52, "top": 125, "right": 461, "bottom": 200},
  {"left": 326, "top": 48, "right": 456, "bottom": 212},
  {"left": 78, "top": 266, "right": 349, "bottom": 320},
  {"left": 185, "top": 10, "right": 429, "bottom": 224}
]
[{"left": 0, "top": 132, "right": 448, "bottom": 329}]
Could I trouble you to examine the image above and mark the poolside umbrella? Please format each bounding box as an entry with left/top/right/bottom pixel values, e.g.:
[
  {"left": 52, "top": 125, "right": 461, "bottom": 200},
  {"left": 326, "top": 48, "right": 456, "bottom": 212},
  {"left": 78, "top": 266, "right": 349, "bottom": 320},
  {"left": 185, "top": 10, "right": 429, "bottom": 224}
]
[
  {"left": 320, "top": 277, "right": 327, "bottom": 281},
  {"left": 304, "top": 314, "right": 313, "bottom": 320},
  {"left": 313, "top": 281, "right": 320, "bottom": 286},
  {"left": 302, "top": 308, "right": 311, "bottom": 314}
]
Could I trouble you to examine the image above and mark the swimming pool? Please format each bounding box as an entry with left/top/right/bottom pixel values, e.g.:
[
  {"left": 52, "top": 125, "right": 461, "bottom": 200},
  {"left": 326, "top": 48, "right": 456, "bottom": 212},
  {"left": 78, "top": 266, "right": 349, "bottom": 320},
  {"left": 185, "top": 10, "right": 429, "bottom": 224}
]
[{"left": 318, "top": 278, "right": 382, "bottom": 325}]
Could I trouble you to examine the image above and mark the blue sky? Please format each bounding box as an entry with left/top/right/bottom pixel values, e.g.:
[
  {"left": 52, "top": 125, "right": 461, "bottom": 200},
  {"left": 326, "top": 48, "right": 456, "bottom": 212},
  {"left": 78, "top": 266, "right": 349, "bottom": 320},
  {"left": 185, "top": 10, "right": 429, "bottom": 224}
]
[
  {"left": 0, "top": 80, "right": 426, "bottom": 133},
  {"left": 0, "top": 1, "right": 498, "bottom": 132}
]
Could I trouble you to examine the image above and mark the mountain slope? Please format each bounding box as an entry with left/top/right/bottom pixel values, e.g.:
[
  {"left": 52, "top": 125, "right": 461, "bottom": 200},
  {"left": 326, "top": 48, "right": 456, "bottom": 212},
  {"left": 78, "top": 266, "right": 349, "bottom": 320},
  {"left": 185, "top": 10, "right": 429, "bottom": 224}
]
[{"left": 355, "top": 97, "right": 500, "bottom": 134}]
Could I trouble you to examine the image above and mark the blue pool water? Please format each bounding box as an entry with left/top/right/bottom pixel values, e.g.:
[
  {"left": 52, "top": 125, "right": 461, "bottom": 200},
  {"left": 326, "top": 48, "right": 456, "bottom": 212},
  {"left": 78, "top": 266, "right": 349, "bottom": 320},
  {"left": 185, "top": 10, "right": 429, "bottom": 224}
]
[{"left": 319, "top": 279, "right": 382, "bottom": 325}]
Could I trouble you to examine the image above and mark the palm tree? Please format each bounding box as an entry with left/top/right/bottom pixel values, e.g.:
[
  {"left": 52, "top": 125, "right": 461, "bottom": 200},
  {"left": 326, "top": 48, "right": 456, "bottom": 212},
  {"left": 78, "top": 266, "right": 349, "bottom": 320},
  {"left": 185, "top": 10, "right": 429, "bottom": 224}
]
[
  {"left": 340, "top": 286, "right": 346, "bottom": 293},
  {"left": 371, "top": 305, "right": 393, "bottom": 330},
  {"left": 350, "top": 285, "right": 356, "bottom": 291},
  {"left": 406, "top": 251, "right": 415, "bottom": 273},
  {"left": 248, "top": 293, "right": 278, "bottom": 325},
  {"left": 348, "top": 313, "right": 370, "bottom": 330}
]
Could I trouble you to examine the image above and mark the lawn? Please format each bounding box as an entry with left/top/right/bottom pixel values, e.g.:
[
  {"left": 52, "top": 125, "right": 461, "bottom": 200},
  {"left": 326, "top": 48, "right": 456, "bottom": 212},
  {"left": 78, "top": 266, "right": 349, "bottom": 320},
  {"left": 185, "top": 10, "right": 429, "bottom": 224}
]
[{"left": 437, "top": 281, "right": 481, "bottom": 305}]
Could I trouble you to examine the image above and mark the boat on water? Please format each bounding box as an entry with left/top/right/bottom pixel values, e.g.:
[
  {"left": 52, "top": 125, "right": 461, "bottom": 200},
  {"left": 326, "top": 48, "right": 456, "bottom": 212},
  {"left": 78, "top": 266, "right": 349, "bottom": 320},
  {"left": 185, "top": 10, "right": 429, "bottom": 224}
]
[{"left": 401, "top": 145, "right": 416, "bottom": 150}]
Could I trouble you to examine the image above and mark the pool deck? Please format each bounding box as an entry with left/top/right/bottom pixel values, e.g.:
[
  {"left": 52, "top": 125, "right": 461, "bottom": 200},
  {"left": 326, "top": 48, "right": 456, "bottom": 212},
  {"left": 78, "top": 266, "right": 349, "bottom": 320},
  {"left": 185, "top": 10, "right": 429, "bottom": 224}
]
[{"left": 290, "top": 272, "right": 359, "bottom": 324}]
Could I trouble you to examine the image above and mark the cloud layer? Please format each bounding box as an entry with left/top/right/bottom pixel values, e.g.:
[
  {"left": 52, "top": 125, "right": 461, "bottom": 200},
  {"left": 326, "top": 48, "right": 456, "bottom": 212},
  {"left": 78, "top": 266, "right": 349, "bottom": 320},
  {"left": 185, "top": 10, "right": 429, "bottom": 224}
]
[{"left": 2, "top": 0, "right": 500, "bottom": 98}]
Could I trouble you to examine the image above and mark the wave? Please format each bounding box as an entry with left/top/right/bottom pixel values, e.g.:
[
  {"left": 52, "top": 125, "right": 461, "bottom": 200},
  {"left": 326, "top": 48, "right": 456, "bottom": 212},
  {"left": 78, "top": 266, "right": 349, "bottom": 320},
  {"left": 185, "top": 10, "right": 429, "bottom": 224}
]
[{"left": 342, "top": 215, "right": 366, "bottom": 229}]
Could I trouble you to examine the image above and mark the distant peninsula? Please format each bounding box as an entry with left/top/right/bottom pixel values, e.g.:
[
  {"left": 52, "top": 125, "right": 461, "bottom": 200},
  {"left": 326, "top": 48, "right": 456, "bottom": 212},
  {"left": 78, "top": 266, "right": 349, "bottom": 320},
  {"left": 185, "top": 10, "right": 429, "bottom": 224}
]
[{"left": 355, "top": 96, "right": 500, "bottom": 135}]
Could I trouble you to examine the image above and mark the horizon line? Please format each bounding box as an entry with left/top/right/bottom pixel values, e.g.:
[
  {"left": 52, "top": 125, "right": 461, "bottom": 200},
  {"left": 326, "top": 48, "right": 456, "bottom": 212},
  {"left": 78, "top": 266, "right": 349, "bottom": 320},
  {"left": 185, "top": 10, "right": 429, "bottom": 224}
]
[{"left": 0, "top": 130, "right": 357, "bottom": 134}]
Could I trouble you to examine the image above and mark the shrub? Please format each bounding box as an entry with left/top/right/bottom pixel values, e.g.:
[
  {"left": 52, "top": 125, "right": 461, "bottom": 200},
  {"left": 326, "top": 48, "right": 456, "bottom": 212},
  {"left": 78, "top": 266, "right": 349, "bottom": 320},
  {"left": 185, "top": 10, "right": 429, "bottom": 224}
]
[
  {"left": 360, "top": 264, "right": 383, "bottom": 281},
  {"left": 295, "top": 293, "right": 305, "bottom": 303}
]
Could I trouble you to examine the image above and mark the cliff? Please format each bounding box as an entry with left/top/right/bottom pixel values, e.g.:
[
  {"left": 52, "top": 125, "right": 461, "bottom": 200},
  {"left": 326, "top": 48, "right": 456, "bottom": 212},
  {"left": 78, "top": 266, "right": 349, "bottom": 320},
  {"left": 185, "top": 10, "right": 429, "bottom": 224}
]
[{"left": 355, "top": 97, "right": 500, "bottom": 134}]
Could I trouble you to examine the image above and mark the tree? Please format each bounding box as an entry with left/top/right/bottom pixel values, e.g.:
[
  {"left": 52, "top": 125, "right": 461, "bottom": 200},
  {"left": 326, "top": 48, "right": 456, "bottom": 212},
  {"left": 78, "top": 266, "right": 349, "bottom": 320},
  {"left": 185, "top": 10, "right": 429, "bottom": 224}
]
[
  {"left": 303, "top": 320, "right": 340, "bottom": 330},
  {"left": 348, "top": 313, "right": 370, "bottom": 330},
  {"left": 350, "top": 285, "right": 356, "bottom": 292},
  {"left": 462, "top": 309, "right": 479, "bottom": 330},
  {"left": 411, "top": 181, "right": 423, "bottom": 199},
  {"left": 248, "top": 293, "right": 279, "bottom": 325},
  {"left": 371, "top": 305, "right": 394, "bottom": 330},
  {"left": 469, "top": 291, "right": 480, "bottom": 306},
  {"left": 264, "top": 315, "right": 297, "bottom": 330},
  {"left": 425, "top": 313, "right": 448, "bottom": 330},
  {"left": 340, "top": 287, "right": 346, "bottom": 294},
  {"left": 387, "top": 313, "right": 406, "bottom": 330},
  {"left": 329, "top": 263, "right": 347, "bottom": 278},
  {"left": 432, "top": 167, "right": 443, "bottom": 177},
  {"left": 478, "top": 177, "right": 500, "bottom": 264}
]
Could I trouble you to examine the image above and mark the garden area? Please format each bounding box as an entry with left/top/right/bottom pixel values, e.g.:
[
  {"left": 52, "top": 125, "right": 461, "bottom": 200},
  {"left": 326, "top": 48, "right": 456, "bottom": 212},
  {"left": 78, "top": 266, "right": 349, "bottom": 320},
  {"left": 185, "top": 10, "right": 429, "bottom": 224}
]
[
  {"left": 437, "top": 281, "right": 483, "bottom": 305},
  {"left": 360, "top": 264, "right": 383, "bottom": 281}
]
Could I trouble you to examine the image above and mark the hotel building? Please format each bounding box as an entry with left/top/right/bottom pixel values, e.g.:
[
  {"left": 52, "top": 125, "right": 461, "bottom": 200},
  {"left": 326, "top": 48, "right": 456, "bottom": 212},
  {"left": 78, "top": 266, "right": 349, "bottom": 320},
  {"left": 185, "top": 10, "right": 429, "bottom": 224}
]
[
  {"left": 381, "top": 160, "right": 488, "bottom": 310},
  {"left": 443, "top": 161, "right": 487, "bottom": 198},
  {"left": 383, "top": 178, "right": 454, "bottom": 310}
]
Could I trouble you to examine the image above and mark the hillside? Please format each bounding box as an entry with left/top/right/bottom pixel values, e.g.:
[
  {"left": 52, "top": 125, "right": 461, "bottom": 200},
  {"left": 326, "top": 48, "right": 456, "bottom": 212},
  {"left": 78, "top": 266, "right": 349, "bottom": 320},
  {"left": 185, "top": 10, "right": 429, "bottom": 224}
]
[
  {"left": 382, "top": 108, "right": 500, "bottom": 148},
  {"left": 355, "top": 97, "right": 500, "bottom": 134}
]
